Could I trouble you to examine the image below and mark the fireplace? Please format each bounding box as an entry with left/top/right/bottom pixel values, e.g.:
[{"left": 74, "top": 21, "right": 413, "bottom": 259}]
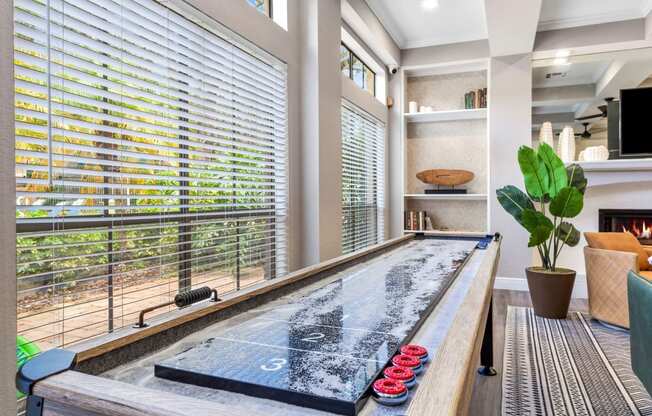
[{"left": 599, "top": 209, "right": 652, "bottom": 245}]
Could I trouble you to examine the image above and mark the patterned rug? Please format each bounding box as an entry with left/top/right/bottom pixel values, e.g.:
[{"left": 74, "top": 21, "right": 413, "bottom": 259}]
[{"left": 502, "top": 306, "right": 652, "bottom": 416}]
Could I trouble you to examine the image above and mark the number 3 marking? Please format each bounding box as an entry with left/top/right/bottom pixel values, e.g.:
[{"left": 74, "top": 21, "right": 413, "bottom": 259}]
[
  {"left": 261, "top": 358, "right": 286, "bottom": 372},
  {"left": 301, "top": 332, "right": 325, "bottom": 343}
]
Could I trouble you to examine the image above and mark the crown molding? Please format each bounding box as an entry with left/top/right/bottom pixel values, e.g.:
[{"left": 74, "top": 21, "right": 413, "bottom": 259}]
[
  {"left": 537, "top": 9, "right": 644, "bottom": 32},
  {"left": 402, "top": 34, "right": 488, "bottom": 50}
]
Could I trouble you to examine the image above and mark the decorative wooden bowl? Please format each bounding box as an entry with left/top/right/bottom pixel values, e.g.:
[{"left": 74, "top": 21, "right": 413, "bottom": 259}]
[{"left": 416, "top": 169, "right": 474, "bottom": 186}]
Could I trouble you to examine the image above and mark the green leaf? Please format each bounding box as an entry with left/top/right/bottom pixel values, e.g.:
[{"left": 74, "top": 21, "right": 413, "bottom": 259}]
[
  {"left": 566, "top": 163, "right": 587, "bottom": 194},
  {"left": 518, "top": 146, "right": 550, "bottom": 199},
  {"left": 537, "top": 143, "right": 567, "bottom": 198},
  {"left": 556, "top": 222, "right": 581, "bottom": 247},
  {"left": 496, "top": 185, "right": 535, "bottom": 226},
  {"left": 549, "top": 187, "right": 584, "bottom": 218},
  {"left": 521, "top": 209, "right": 554, "bottom": 247}
]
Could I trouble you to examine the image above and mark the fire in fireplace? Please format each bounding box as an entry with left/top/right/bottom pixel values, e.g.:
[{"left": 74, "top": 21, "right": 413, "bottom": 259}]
[{"left": 599, "top": 209, "right": 652, "bottom": 245}]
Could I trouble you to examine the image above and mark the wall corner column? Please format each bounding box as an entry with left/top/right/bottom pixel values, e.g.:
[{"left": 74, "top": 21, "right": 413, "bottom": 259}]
[
  {"left": 298, "top": 0, "right": 343, "bottom": 265},
  {"left": 488, "top": 54, "right": 533, "bottom": 280},
  {"left": 0, "top": 0, "right": 17, "bottom": 414}
]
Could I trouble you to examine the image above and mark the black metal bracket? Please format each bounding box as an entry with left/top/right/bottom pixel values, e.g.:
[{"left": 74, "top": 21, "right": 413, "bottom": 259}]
[
  {"left": 25, "top": 395, "right": 44, "bottom": 416},
  {"left": 478, "top": 297, "right": 498, "bottom": 376},
  {"left": 17, "top": 349, "right": 77, "bottom": 416}
]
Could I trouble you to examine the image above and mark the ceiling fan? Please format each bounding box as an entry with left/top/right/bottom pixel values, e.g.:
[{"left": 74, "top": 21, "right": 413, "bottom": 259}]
[{"left": 574, "top": 122, "right": 592, "bottom": 139}]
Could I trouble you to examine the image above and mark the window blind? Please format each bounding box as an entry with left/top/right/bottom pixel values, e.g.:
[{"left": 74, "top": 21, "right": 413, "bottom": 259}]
[
  {"left": 341, "top": 100, "right": 385, "bottom": 254},
  {"left": 15, "top": 0, "right": 288, "bottom": 351}
]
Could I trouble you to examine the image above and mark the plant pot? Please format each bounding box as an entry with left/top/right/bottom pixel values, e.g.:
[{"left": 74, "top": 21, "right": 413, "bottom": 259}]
[{"left": 525, "top": 267, "right": 576, "bottom": 319}]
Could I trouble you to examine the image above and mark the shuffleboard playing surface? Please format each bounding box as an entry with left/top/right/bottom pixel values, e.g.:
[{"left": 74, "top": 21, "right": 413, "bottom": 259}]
[{"left": 153, "top": 238, "right": 477, "bottom": 415}]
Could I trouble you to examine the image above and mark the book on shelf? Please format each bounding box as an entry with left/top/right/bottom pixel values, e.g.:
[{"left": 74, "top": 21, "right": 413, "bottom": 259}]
[
  {"left": 464, "top": 87, "right": 487, "bottom": 109},
  {"left": 404, "top": 211, "right": 432, "bottom": 231}
]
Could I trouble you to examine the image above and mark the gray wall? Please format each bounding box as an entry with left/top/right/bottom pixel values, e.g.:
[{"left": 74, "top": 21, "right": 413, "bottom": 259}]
[
  {"left": 401, "top": 39, "right": 490, "bottom": 67},
  {"left": 0, "top": 0, "right": 16, "bottom": 414},
  {"left": 488, "top": 54, "right": 533, "bottom": 279},
  {"left": 299, "top": 0, "right": 344, "bottom": 264}
]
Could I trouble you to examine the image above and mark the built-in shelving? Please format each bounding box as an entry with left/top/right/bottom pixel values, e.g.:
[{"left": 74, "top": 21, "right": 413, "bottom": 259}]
[
  {"left": 403, "top": 193, "right": 487, "bottom": 200},
  {"left": 404, "top": 108, "right": 486, "bottom": 123},
  {"left": 399, "top": 59, "right": 490, "bottom": 237}
]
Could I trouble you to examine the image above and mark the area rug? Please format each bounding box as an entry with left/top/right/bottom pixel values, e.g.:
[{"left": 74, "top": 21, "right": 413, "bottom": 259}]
[{"left": 502, "top": 306, "right": 652, "bottom": 416}]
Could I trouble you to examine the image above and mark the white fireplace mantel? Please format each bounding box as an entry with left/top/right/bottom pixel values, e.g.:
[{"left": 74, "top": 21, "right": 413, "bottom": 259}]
[{"left": 574, "top": 158, "right": 652, "bottom": 188}]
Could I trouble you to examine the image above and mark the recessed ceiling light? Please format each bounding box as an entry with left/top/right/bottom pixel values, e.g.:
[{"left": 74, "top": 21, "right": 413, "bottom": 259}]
[{"left": 422, "top": 0, "right": 439, "bottom": 10}]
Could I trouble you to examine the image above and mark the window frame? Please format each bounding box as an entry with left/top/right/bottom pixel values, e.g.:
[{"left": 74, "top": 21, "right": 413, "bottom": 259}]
[
  {"left": 340, "top": 43, "right": 375, "bottom": 96},
  {"left": 341, "top": 100, "right": 385, "bottom": 254}
]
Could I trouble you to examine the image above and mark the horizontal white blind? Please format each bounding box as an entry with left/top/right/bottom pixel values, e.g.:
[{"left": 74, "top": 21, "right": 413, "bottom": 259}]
[
  {"left": 341, "top": 100, "right": 384, "bottom": 254},
  {"left": 15, "top": 0, "right": 288, "bottom": 351}
]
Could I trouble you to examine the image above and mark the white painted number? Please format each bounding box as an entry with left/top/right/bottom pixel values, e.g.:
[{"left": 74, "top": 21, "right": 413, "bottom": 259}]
[
  {"left": 301, "top": 332, "right": 325, "bottom": 343},
  {"left": 260, "top": 358, "right": 286, "bottom": 372}
]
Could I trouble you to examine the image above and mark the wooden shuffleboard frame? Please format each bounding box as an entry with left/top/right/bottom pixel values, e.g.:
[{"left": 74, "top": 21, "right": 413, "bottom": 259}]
[{"left": 23, "top": 234, "right": 501, "bottom": 416}]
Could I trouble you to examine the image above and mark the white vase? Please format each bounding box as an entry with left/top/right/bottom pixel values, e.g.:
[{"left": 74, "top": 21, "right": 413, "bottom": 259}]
[
  {"left": 539, "top": 121, "right": 555, "bottom": 149},
  {"left": 582, "top": 145, "right": 609, "bottom": 161},
  {"left": 408, "top": 101, "right": 418, "bottom": 113},
  {"left": 558, "top": 126, "right": 576, "bottom": 163}
]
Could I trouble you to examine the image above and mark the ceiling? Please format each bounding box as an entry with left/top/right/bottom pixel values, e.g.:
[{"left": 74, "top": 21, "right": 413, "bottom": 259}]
[
  {"left": 367, "top": 0, "right": 652, "bottom": 50},
  {"left": 366, "top": 0, "right": 487, "bottom": 49}
]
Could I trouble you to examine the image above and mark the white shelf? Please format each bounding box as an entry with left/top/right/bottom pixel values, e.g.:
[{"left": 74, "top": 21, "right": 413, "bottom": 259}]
[
  {"left": 404, "top": 193, "right": 487, "bottom": 201},
  {"left": 404, "top": 108, "right": 486, "bottom": 123},
  {"left": 574, "top": 158, "right": 652, "bottom": 172},
  {"left": 571, "top": 158, "right": 652, "bottom": 188},
  {"left": 403, "top": 230, "right": 488, "bottom": 237}
]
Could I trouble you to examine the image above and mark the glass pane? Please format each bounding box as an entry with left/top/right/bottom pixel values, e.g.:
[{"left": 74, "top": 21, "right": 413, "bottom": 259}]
[
  {"left": 364, "top": 66, "right": 375, "bottom": 95},
  {"left": 247, "top": 0, "right": 271, "bottom": 16},
  {"left": 340, "top": 45, "right": 351, "bottom": 77},
  {"left": 352, "top": 55, "right": 364, "bottom": 89}
]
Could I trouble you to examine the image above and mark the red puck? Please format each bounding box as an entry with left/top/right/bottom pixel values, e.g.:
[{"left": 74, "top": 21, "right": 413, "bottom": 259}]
[
  {"left": 400, "top": 344, "right": 429, "bottom": 362},
  {"left": 384, "top": 366, "right": 416, "bottom": 388},
  {"left": 373, "top": 378, "right": 406, "bottom": 396},
  {"left": 392, "top": 354, "right": 424, "bottom": 374},
  {"left": 372, "top": 378, "right": 409, "bottom": 405}
]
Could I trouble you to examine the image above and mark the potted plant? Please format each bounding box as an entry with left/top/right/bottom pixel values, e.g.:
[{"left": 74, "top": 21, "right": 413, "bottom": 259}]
[{"left": 496, "top": 143, "right": 587, "bottom": 318}]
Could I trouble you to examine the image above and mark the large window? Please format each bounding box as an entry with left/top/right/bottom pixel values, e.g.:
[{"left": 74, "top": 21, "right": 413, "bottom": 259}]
[
  {"left": 15, "top": 0, "right": 288, "bottom": 351},
  {"left": 340, "top": 43, "right": 375, "bottom": 96},
  {"left": 341, "top": 101, "right": 385, "bottom": 254}
]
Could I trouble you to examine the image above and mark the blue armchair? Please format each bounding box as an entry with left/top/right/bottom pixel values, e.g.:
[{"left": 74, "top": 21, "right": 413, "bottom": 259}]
[{"left": 628, "top": 271, "right": 652, "bottom": 396}]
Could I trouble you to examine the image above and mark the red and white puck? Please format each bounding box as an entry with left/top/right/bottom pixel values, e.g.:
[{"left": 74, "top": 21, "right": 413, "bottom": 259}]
[
  {"left": 383, "top": 365, "right": 416, "bottom": 389},
  {"left": 371, "top": 378, "right": 408, "bottom": 406},
  {"left": 400, "top": 344, "right": 429, "bottom": 363},
  {"left": 392, "top": 354, "right": 424, "bottom": 374}
]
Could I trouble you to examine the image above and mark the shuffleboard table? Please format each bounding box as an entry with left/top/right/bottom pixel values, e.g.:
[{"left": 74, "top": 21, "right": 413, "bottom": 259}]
[{"left": 17, "top": 233, "right": 501, "bottom": 416}]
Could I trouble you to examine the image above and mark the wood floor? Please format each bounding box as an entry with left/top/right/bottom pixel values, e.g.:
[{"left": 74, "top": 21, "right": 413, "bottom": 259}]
[{"left": 467, "top": 289, "right": 589, "bottom": 416}]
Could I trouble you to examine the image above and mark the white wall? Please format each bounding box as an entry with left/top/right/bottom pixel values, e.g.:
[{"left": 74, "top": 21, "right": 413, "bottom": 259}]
[
  {"left": 401, "top": 40, "right": 490, "bottom": 67},
  {"left": 488, "top": 54, "right": 533, "bottom": 279},
  {"left": 0, "top": 0, "right": 16, "bottom": 414}
]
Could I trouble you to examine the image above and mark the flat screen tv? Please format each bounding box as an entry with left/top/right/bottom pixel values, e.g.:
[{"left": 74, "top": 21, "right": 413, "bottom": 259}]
[{"left": 620, "top": 87, "right": 652, "bottom": 157}]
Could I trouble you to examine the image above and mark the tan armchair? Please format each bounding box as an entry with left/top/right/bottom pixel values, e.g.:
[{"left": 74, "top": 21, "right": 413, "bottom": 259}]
[{"left": 584, "top": 246, "right": 652, "bottom": 329}]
